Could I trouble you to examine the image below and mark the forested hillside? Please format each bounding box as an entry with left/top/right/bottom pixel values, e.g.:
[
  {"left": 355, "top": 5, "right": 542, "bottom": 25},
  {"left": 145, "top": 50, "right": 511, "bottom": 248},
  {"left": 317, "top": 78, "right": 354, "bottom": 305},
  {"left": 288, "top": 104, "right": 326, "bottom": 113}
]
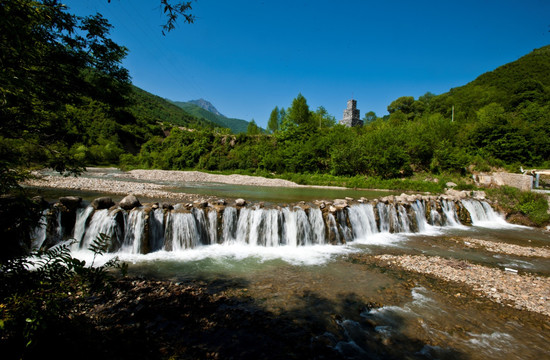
[
  {"left": 122, "top": 46, "right": 550, "bottom": 181},
  {"left": 170, "top": 100, "right": 251, "bottom": 133},
  {"left": 129, "top": 87, "right": 218, "bottom": 130}
]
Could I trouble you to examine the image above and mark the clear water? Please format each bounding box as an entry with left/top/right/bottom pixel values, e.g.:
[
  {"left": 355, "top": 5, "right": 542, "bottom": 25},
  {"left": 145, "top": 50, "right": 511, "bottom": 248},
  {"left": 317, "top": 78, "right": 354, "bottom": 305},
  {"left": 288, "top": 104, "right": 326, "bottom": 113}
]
[{"left": 71, "top": 223, "right": 550, "bottom": 360}]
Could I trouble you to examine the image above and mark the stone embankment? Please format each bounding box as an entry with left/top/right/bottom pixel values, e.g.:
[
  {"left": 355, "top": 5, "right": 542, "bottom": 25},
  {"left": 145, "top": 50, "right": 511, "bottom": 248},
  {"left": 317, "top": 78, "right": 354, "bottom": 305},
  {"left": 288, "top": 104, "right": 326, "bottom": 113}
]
[{"left": 374, "top": 254, "right": 550, "bottom": 317}]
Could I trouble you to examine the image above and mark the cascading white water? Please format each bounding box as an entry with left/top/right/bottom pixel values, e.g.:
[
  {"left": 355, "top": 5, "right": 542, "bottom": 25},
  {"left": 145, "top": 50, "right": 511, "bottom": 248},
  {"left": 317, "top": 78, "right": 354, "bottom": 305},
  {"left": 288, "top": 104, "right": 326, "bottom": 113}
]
[
  {"left": 327, "top": 212, "right": 341, "bottom": 243},
  {"left": 38, "top": 196, "right": 515, "bottom": 255},
  {"left": 122, "top": 208, "right": 146, "bottom": 254},
  {"left": 460, "top": 199, "right": 508, "bottom": 227},
  {"left": 397, "top": 205, "right": 411, "bottom": 233},
  {"left": 441, "top": 200, "right": 461, "bottom": 226},
  {"left": 377, "top": 203, "right": 390, "bottom": 233},
  {"left": 347, "top": 204, "right": 379, "bottom": 240},
  {"left": 79, "top": 209, "right": 123, "bottom": 251},
  {"left": 309, "top": 208, "right": 327, "bottom": 245},
  {"left": 149, "top": 208, "right": 165, "bottom": 252},
  {"left": 73, "top": 206, "right": 94, "bottom": 247},
  {"left": 282, "top": 207, "right": 298, "bottom": 246},
  {"left": 222, "top": 207, "right": 238, "bottom": 242},
  {"left": 410, "top": 200, "right": 430, "bottom": 232},
  {"left": 236, "top": 208, "right": 251, "bottom": 245},
  {"left": 31, "top": 210, "right": 49, "bottom": 250},
  {"left": 192, "top": 208, "right": 210, "bottom": 245},
  {"left": 167, "top": 212, "right": 201, "bottom": 251},
  {"left": 207, "top": 210, "right": 218, "bottom": 245}
]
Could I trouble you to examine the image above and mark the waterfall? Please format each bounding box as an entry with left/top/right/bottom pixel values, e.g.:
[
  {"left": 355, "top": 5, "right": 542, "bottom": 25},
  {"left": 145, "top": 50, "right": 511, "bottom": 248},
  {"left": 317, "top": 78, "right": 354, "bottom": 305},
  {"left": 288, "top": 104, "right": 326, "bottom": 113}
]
[
  {"left": 222, "top": 207, "right": 238, "bottom": 242},
  {"left": 235, "top": 208, "right": 251, "bottom": 245},
  {"left": 73, "top": 206, "right": 94, "bottom": 247},
  {"left": 34, "top": 196, "right": 513, "bottom": 255},
  {"left": 410, "top": 200, "right": 430, "bottom": 232},
  {"left": 327, "top": 213, "right": 341, "bottom": 244},
  {"left": 460, "top": 199, "right": 507, "bottom": 226},
  {"left": 377, "top": 203, "right": 390, "bottom": 233},
  {"left": 149, "top": 208, "right": 165, "bottom": 252},
  {"left": 347, "top": 204, "right": 379, "bottom": 240},
  {"left": 207, "top": 210, "right": 218, "bottom": 245},
  {"left": 192, "top": 208, "right": 210, "bottom": 245},
  {"left": 31, "top": 210, "right": 49, "bottom": 250},
  {"left": 122, "top": 208, "right": 146, "bottom": 254},
  {"left": 80, "top": 209, "right": 123, "bottom": 251},
  {"left": 309, "top": 208, "right": 327, "bottom": 245},
  {"left": 167, "top": 212, "right": 200, "bottom": 251},
  {"left": 441, "top": 200, "right": 461, "bottom": 226},
  {"left": 282, "top": 207, "right": 298, "bottom": 246}
]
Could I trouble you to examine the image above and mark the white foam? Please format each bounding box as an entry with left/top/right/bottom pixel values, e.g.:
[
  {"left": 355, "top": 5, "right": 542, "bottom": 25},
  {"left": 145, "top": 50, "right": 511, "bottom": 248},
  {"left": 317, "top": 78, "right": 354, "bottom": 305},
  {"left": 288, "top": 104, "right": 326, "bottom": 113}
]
[
  {"left": 467, "top": 332, "right": 514, "bottom": 350},
  {"left": 351, "top": 232, "right": 409, "bottom": 246},
  {"left": 71, "top": 242, "right": 359, "bottom": 267}
]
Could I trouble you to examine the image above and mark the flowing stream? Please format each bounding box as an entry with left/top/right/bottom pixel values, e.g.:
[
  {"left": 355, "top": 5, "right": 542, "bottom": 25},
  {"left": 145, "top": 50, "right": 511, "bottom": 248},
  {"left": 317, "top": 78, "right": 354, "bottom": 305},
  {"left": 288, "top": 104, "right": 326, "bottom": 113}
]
[{"left": 32, "top": 194, "right": 550, "bottom": 359}]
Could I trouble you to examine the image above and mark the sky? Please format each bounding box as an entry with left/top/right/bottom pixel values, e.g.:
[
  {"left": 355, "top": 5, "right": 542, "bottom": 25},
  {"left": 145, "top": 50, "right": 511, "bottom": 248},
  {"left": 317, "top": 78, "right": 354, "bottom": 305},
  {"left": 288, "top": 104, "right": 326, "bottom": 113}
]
[{"left": 67, "top": 0, "right": 550, "bottom": 128}]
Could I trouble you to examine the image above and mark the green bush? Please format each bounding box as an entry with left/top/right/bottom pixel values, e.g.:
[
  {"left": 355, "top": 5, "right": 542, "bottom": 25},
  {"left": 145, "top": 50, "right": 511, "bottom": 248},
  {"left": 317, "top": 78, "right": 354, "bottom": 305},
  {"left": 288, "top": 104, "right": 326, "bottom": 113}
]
[{"left": 487, "top": 186, "right": 550, "bottom": 226}]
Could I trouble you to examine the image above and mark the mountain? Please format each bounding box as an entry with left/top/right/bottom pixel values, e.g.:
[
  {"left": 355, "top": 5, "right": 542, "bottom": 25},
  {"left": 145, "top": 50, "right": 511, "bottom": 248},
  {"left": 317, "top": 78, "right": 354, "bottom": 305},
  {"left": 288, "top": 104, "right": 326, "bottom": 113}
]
[
  {"left": 188, "top": 98, "right": 224, "bottom": 117},
  {"left": 170, "top": 100, "right": 250, "bottom": 134},
  {"left": 128, "top": 86, "right": 218, "bottom": 129}
]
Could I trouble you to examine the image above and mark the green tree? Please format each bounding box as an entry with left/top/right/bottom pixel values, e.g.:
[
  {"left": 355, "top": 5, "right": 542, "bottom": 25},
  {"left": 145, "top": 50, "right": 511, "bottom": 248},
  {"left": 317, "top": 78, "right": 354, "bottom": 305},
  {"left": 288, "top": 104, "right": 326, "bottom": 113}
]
[
  {"left": 0, "top": 0, "right": 130, "bottom": 258},
  {"left": 287, "top": 93, "right": 312, "bottom": 126},
  {"left": 267, "top": 106, "right": 280, "bottom": 133},
  {"left": 363, "top": 111, "right": 377, "bottom": 124},
  {"left": 312, "top": 106, "right": 336, "bottom": 129},
  {"left": 247, "top": 119, "right": 261, "bottom": 135},
  {"left": 387, "top": 96, "right": 415, "bottom": 115}
]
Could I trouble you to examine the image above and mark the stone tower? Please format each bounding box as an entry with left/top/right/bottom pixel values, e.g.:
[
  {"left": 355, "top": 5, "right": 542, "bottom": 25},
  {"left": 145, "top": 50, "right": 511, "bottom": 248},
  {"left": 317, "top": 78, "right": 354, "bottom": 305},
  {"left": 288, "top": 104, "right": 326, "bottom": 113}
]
[{"left": 340, "top": 99, "right": 363, "bottom": 127}]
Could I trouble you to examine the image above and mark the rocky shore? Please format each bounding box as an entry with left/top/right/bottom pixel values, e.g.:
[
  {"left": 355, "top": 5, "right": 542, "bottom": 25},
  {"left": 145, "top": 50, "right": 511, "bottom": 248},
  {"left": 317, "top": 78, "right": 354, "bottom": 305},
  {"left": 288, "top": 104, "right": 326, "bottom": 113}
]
[
  {"left": 457, "top": 237, "right": 550, "bottom": 258},
  {"left": 372, "top": 254, "right": 550, "bottom": 317}
]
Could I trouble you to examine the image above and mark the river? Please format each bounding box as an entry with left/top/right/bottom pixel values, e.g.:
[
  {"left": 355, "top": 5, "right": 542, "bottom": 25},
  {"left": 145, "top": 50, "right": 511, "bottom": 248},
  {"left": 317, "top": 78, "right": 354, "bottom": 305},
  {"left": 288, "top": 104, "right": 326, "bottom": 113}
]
[{"left": 31, "top": 178, "right": 550, "bottom": 359}]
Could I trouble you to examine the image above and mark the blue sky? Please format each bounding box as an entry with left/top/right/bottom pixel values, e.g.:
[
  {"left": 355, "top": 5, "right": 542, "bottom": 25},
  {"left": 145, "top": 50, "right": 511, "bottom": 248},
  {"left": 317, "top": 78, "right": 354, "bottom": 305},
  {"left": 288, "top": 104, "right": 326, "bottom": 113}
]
[{"left": 68, "top": 0, "right": 549, "bottom": 128}]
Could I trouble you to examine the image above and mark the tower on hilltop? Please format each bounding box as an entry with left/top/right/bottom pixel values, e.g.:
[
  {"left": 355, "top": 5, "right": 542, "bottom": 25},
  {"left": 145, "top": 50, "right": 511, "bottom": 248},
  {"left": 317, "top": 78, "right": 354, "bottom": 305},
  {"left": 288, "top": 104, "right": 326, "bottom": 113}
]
[{"left": 340, "top": 99, "right": 363, "bottom": 127}]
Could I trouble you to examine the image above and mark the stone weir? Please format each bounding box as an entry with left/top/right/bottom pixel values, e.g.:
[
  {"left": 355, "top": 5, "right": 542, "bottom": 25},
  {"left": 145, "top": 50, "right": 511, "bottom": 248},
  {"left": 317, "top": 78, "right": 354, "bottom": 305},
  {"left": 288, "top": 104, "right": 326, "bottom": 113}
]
[{"left": 32, "top": 191, "right": 498, "bottom": 254}]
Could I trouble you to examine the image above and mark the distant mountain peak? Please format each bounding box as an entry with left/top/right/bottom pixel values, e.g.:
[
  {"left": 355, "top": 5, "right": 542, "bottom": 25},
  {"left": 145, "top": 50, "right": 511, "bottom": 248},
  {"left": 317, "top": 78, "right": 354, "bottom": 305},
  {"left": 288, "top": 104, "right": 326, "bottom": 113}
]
[{"left": 188, "top": 98, "right": 224, "bottom": 117}]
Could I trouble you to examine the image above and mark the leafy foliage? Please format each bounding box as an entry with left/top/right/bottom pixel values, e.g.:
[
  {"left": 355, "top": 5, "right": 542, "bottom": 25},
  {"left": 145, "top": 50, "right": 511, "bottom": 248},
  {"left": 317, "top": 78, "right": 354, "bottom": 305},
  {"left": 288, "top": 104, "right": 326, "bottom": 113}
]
[
  {"left": 486, "top": 186, "right": 550, "bottom": 226},
  {"left": 0, "top": 234, "right": 127, "bottom": 358}
]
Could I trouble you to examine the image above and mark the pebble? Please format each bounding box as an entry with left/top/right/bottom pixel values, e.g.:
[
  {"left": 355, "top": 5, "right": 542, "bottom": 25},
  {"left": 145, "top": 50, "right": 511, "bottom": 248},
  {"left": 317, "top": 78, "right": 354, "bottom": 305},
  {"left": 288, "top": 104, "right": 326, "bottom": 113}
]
[{"left": 375, "top": 254, "right": 550, "bottom": 317}]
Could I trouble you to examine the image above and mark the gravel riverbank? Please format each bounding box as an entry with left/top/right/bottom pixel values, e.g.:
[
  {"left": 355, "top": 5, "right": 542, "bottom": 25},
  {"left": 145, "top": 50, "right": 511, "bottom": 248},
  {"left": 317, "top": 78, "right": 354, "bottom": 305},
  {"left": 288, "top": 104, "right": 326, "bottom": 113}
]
[
  {"left": 24, "top": 168, "right": 347, "bottom": 202},
  {"left": 373, "top": 254, "right": 550, "bottom": 317}
]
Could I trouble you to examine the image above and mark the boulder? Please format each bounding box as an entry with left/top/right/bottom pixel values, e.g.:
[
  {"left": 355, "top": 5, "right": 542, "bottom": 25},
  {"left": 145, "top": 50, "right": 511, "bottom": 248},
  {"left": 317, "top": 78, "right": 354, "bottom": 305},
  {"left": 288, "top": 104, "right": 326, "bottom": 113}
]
[
  {"left": 333, "top": 199, "right": 348, "bottom": 209},
  {"left": 119, "top": 194, "right": 141, "bottom": 210},
  {"left": 235, "top": 198, "right": 246, "bottom": 207},
  {"left": 446, "top": 182, "right": 458, "bottom": 188},
  {"left": 59, "top": 196, "right": 82, "bottom": 210},
  {"left": 193, "top": 200, "right": 209, "bottom": 208},
  {"left": 91, "top": 197, "right": 115, "bottom": 210}
]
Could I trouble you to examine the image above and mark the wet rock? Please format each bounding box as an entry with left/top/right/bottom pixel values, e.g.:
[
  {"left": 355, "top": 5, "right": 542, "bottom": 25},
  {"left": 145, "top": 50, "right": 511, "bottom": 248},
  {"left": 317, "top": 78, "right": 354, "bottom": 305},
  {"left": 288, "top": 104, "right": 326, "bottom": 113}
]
[
  {"left": 162, "top": 203, "right": 173, "bottom": 210},
  {"left": 92, "top": 196, "right": 115, "bottom": 210},
  {"left": 235, "top": 198, "right": 246, "bottom": 207},
  {"left": 193, "top": 200, "right": 209, "bottom": 208},
  {"left": 333, "top": 199, "right": 348, "bottom": 209},
  {"left": 119, "top": 194, "right": 141, "bottom": 210},
  {"left": 32, "top": 195, "right": 50, "bottom": 209},
  {"left": 59, "top": 196, "right": 82, "bottom": 210}
]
